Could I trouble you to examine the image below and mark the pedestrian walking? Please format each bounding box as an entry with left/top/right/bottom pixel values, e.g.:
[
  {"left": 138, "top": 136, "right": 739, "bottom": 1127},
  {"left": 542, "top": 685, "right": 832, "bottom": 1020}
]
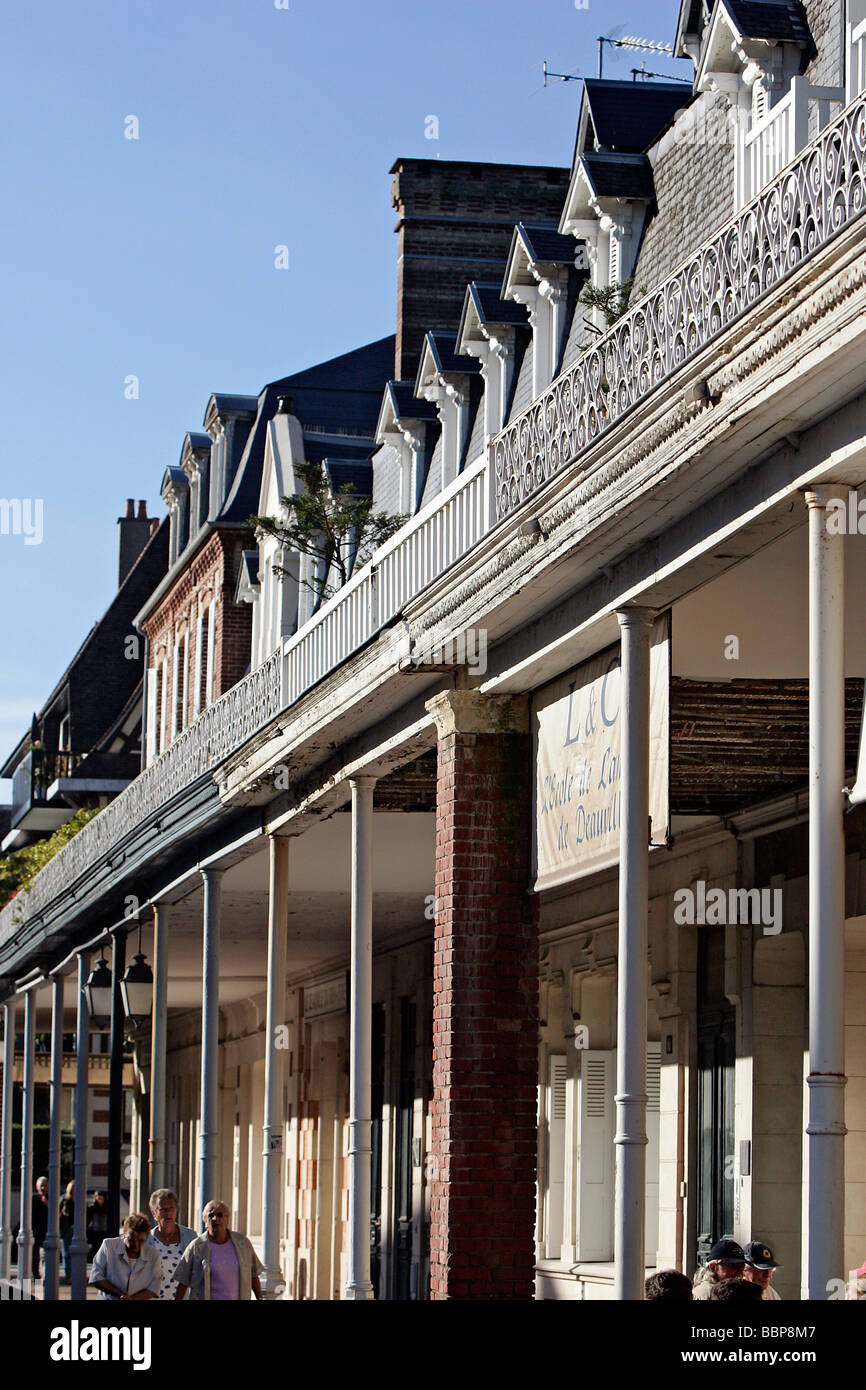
[
  {"left": 58, "top": 1180, "right": 75, "bottom": 1283},
  {"left": 174, "top": 1201, "right": 264, "bottom": 1301},
  {"left": 86, "top": 1190, "right": 109, "bottom": 1260},
  {"left": 145, "top": 1188, "right": 197, "bottom": 1301},
  {"left": 692, "top": 1238, "right": 746, "bottom": 1299},
  {"left": 31, "top": 1175, "right": 49, "bottom": 1280},
  {"left": 89, "top": 1213, "right": 161, "bottom": 1301},
  {"left": 743, "top": 1239, "right": 782, "bottom": 1300}
]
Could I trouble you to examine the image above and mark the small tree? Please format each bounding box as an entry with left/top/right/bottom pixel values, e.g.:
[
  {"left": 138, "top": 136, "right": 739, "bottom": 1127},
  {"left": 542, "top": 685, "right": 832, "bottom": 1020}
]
[
  {"left": 250, "top": 461, "right": 407, "bottom": 608},
  {"left": 580, "top": 277, "right": 638, "bottom": 333}
]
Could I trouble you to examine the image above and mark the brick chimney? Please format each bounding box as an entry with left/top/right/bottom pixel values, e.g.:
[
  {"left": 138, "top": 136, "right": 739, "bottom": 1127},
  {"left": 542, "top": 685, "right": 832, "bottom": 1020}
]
[
  {"left": 390, "top": 158, "right": 570, "bottom": 384},
  {"left": 117, "top": 499, "right": 152, "bottom": 587}
]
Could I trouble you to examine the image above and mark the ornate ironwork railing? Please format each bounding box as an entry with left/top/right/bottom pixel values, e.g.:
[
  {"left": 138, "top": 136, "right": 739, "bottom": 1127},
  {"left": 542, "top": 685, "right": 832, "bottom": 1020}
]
[
  {"left": 0, "top": 649, "right": 282, "bottom": 943},
  {"left": 492, "top": 89, "right": 866, "bottom": 519}
]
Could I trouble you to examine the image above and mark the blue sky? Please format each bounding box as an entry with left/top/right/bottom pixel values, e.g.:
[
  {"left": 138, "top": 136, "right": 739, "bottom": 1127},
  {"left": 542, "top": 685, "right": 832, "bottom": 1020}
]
[{"left": 0, "top": 0, "right": 690, "bottom": 797}]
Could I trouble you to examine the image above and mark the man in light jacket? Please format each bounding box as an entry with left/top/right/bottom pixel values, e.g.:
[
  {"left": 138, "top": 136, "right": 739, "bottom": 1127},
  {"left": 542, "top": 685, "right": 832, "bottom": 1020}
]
[{"left": 174, "top": 1200, "right": 264, "bottom": 1301}]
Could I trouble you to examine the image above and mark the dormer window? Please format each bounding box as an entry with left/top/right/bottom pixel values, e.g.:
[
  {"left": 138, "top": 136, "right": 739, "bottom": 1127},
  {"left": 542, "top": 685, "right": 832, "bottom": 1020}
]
[
  {"left": 502, "top": 224, "right": 579, "bottom": 396},
  {"left": 414, "top": 335, "right": 481, "bottom": 489},
  {"left": 559, "top": 151, "right": 653, "bottom": 331},
  {"left": 203, "top": 394, "right": 258, "bottom": 521},
  {"left": 179, "top": 433, "right": 212, "bottom": 544},
  {"left": 690, "top": 0, "right": 838, "bottom": 209},
  {"left": 456, "top": 282, "right": 528, "bottom": 441},
  {"left": 160, "top": 467, "right": 190, "bottom": 568},
  {"left": 375, "top": 382, "right": 438, "bottom": 514}
]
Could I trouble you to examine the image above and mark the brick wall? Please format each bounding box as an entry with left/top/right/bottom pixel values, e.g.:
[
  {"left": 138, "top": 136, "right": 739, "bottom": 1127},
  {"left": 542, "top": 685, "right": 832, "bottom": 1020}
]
[
  {"left": 141, "top": 528, "right": 253, "bottom": 750},
  {"left": 427, "top": 692, "right": 538, "bottom": 1300},
  {"left": 391, "top": 159, "right": 570, "bottom": 384}
]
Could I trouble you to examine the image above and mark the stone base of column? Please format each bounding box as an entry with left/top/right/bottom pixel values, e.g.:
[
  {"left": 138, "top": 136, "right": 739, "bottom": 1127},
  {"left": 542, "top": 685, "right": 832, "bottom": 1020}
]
[{"left": 426, "top": 691, "right": 538, "bottom": 1300}]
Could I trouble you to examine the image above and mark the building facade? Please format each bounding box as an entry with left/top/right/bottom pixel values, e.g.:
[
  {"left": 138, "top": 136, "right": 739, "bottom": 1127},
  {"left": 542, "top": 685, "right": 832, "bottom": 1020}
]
[{"left": 3, "top": 0, "right": 866, "bottom": 1303}]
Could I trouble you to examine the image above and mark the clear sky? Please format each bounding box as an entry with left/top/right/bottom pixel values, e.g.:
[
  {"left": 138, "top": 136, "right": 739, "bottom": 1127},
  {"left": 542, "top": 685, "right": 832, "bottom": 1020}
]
[{"left": 0, "top": 0, "right": 690, "bottom": 798}]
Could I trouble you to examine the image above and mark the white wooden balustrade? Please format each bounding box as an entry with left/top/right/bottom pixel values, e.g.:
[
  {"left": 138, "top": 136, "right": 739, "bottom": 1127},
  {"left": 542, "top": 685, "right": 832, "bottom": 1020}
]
[{"left": 737, "top": 76, "right": 845, "bottom": 210}]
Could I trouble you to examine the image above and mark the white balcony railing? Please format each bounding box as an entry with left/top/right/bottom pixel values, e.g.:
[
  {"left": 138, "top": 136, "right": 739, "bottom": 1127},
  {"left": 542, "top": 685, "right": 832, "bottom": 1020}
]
[
  {"left": 848, "top": 16, "right": 866, "bottom": 104},
  {"left": 281, "top": 454, "right": 489, "bottom": 705},
  {"left": 737, "top": 76, "right": 845, "bottom": 210},
  {"left": 0, "top": 457, "right": 492, "bottom": 946}
]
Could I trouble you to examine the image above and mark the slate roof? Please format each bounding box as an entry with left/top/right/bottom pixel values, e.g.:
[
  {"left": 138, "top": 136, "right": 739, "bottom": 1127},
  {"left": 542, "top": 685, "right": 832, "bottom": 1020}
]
[
  {"left": 722, "top": 0, "right": 810, "bottom": 42},
  {"left": 303, "top": 437, "right": 377, "bottom": 467},
  {"left": 581, "top": 151, "right": 655, "bottom": 201},
  {"left": 466, "top": 282, "right": 529, "bottom": 327},
  {"left": 1, "top": 519, "right": 170, "bottom": 777},
  {"left": 388, "top": 382, "right": 439, "bottom": 422},
  {"left": 422, "top": 333, "right": 482, "bottom": 378},
  {"left": 513, "top": 223, "right": 576, "bottom": 266},
  {"left": 324, "top": 459, "right": 374, "bottom": 497},
  {"left": 183, "top": 431, "right": 212, "bottom": 454},
  {"left": 161, "top": 466, "right": 189, "bottom": 493},
  {"left": 239, "top": 551, "right": 260, "bottom": 588},
  {"left": 219, "top": 335, "right": 396, "bottom": 525},
  {"left": 582, "top": 79, "right": 692, "bottom": 153},
  {"left": 207, "top": 394, "right": 259, "bottom": 417}
]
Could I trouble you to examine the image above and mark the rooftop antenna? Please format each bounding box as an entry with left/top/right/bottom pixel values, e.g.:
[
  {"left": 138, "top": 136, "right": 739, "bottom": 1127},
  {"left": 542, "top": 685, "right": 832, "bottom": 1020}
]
[
  {"left": 631, "top": 63, "right": 692, "bottom": 83},
  {"left": 598, "top": 34, "right": 675, "bottom": 78},
  {"left": 542, "top": 59, "right": 582, "bottom": 85}
]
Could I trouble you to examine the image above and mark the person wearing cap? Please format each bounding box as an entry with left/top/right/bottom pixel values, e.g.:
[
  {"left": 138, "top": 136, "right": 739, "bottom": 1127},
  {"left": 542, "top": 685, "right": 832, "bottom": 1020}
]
[
  {"left": 692, "top": 1238, "right": 746, "bottom": 1299},
  {"left": 743, "top": 1239, "right": 781, "bottom": 1300}
]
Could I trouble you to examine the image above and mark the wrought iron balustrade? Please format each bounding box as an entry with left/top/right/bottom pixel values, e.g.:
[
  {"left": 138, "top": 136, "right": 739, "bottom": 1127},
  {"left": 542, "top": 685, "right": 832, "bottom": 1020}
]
[{"left": 493, "top": 88, "right": 866, "bottom": 520}]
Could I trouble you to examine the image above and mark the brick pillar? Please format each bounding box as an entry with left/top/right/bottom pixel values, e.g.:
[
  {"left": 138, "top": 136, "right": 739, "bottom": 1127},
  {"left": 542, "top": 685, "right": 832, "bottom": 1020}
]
[{"left": 425, "top": 690, "right": 538, "bottom": 1299}]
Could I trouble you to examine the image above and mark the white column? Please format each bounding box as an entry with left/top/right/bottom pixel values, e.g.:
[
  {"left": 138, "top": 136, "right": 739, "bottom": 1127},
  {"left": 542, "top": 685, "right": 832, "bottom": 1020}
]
[
  {"left": 149, "top": 903, "right": 169, "bottom": 1193},
  {"left": 261, "top": 835, "right": 289, "bottom": 1298},
  {"left": 44, "top": 976, "right": 64, "bottom": 1300},
  {"left": 0, "top": 1000, "right": 16, "bottom": 1282},
  {"left": 345, "top": 776, "right": 376, "bottom": 1300},
  {"left": 805, "top": 486, "right": 848, "bottom": 1299},
  {"left": 17, "top": 988, "right": 36, "bottom": 1290},
  {"left": 199, "top": 867, "right": 223, "bottom": 1217},
  {"left": 71, "top": 952, "right": 90, "bottom": 1300},
  {"left": 614, "top": 607, "right": 654, "bottom": 1300}
]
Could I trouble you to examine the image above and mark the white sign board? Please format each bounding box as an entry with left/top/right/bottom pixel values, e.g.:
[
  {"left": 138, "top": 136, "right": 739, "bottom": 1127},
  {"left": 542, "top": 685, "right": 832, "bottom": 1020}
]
[{"left": 533, "top": 615, "right": 670, "bottom": 891}]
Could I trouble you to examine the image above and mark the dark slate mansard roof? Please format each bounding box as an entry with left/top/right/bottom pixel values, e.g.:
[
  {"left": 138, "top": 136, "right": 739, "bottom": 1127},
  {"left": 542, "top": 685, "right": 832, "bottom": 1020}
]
[
  {"left": 218, "top": 334, "right": 396, "bottom": 524},
  {"left": 581, "top": 79, "right": 692, "bottom": 153},
  {"left": 581, "top": 151, "right": 655, "bottom": 201}
]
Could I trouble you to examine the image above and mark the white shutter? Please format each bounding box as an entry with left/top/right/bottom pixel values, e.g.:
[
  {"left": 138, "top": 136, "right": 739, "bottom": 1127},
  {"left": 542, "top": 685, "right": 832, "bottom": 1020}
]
[
  {"left": 545, "top": 1055, "right": 567, "bottom": 1258},
  {"left": 645, "top": 1042, "right": 661, "bottom": 1265},
  {"left": 158, "top": 659, "right": 168, "bottom": 755},
  {"left": 179, "top": 631, "right": 188, "bottom": 731},
  {"left": 193, "top": 614, "right": 204, "bottom": 718},
  {"left": 170, "top": 643, "right": 180, "bottom": 741},
  {"left": 145, "top": 667, "right": 157, "bottom": 766},
  {"left": 575, "top": 1049, "right": 615, "bottom": 1261},
  {"left": 205, "top": 600, "right": 216, "bottom": 706}
]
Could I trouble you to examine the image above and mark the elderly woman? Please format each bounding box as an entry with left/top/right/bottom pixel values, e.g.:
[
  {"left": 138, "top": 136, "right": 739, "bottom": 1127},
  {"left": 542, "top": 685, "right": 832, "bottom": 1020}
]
[
  {"left": 174, "top": 1201, "right": 263, "bottom": 1301},
  {"left": 89, "top": 1213, "right": 161, "bottom": 1300},
  {"left": 145, "top": 1188, "right": 197, "bottom": 1301}
]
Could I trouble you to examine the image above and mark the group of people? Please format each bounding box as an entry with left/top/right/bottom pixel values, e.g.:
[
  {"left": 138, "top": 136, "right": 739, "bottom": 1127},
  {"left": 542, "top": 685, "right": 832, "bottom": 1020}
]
[
  {"left": 89, "top": 1192, "right": 264, "bottom": 1301},
  {"left": 645, "top": 1238, "right": 781, "bottom": 1302},
  {"left": 26, "top": 1178, "right": 109, "bottom": 1281},
  {"left": 22, "top": 1181, "right": 263, "bottom": 1300}
]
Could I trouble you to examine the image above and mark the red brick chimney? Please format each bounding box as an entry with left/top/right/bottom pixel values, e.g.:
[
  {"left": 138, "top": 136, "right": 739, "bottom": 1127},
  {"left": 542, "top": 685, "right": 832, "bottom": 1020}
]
[{"left": 117, "top": 499, "right": 152, "bottom": 587}]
